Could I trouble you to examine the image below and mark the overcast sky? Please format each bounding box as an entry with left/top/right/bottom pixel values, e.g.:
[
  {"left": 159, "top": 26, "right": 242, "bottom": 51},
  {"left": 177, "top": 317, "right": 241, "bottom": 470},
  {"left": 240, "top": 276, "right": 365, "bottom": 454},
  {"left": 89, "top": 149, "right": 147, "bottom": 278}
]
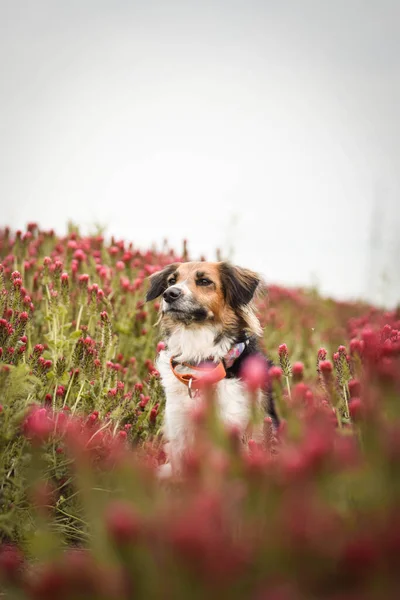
[{"left": 1, "top": 1, "right": 399, "bottom": 306}]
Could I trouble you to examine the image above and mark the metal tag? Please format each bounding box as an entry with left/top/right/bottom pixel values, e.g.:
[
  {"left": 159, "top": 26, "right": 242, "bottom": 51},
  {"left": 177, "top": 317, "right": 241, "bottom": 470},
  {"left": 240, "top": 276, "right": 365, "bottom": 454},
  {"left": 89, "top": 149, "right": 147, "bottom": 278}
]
[{"left": 188, "top": 376, "right": 194, "bottom": 399}]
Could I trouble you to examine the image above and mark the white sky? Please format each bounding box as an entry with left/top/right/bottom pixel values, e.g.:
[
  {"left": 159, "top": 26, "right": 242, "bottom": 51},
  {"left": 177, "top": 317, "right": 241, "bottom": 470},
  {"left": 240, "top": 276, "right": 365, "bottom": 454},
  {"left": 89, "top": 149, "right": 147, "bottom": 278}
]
[{"left": 1, "top": 1, "right": 399, "bottom": 306}]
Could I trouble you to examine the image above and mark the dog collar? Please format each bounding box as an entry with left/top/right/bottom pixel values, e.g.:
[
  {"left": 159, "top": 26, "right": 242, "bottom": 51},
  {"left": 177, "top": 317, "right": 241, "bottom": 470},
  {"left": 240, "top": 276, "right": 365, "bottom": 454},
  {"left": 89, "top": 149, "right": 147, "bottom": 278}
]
[
  {"left": 169, "top": 341, "right": 248, "bottom": 397},
  {"left": 170, "top": 357, "right": 227, "bottom": 398}
]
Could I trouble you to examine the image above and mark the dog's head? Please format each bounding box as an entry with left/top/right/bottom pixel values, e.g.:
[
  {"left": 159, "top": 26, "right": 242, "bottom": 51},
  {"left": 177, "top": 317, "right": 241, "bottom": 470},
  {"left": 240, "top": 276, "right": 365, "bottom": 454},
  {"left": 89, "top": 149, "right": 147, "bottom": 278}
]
[{"left": 146, "top": 261, "right": 263, "bottom": 336}]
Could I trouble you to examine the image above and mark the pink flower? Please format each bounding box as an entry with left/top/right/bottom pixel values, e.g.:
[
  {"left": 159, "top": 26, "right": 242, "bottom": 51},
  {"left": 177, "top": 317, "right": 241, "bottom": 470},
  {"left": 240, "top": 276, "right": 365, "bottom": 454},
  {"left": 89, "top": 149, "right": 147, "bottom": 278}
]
[
  {"left": 78, "top": 273, "right": 89, "bottom": 286},
  {"left": 0, "top": 545, "right": 24, "bottom": 583},
  {"left": 319, "top": 360, "right": 333, "bottom": 374},
  {"left": 139, "top": 395, "right": 150, "bottom": 408},
  {"left": 100, "top": 311, "right": 109, "bottom": 323},
  {"left": 292, "top": 361, "right": 304, "bottom": 380},
  {"left": 240, "top": 355, "right": 269, "bottom": 391},
  {"left": 348, "top": 379, "right": 361, "bottom": 398},
  {"left": 189, "top": 401, "right": 207, "bottom": 425},
  {"left": 269, "top": 366, "right": 283, "bottom": 381},
  {"left": 340, "top": 535, "right": 379, "bottom": 575},
  {"left": 278, "top": 344, "right": 292, "bottom": 377},
  {"left": 25, "top": 562, "right": 66, "bottom": 599},
  {"left": 23, "top": 407, "right": 54, "bottom": 445},
  {"left": 349, "top": 398, "right": 363, "bottom": 421},
  {"left": 105, "top": 501, "right": 140, "bottom": 544},
  {"left": 73, "top": 249, "right": 86, "bottom": 262},
  {"left": 349, "top": 338, "right": 363, "bottom": 355}
]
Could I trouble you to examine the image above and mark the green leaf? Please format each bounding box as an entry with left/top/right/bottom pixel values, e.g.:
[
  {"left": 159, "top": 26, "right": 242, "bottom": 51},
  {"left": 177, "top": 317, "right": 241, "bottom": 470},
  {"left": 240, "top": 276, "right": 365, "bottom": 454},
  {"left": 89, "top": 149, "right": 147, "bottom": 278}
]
[{"left": 69, "top": 330, "right": 83, "bottom": 340}]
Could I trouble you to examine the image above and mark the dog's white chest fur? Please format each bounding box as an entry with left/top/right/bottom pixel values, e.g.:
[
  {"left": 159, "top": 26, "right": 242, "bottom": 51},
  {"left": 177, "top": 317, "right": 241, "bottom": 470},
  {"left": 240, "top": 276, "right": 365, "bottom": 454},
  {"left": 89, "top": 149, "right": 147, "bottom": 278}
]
[{"left": 156, "top": 326, "right": 255, "bottom": 471}]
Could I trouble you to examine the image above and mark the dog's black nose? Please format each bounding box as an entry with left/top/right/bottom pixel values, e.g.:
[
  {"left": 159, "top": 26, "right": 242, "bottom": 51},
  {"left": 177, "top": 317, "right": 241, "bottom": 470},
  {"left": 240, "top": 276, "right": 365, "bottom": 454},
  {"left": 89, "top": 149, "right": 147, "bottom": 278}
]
[{"left": 163, "top": 286, "right": 182, "bottom": 303}]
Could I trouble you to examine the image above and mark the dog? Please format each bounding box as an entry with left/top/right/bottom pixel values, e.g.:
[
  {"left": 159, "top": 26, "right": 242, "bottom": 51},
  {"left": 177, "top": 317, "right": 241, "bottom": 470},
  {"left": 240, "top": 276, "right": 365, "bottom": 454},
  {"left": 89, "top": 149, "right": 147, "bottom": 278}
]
[{"left": 146, "top": 261, "right": 279, "bottom": 476}]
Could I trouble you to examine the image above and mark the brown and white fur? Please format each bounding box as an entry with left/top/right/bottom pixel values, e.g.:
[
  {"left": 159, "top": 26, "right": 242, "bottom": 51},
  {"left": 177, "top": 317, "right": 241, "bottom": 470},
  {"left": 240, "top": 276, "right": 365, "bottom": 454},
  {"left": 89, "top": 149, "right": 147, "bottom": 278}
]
[{"left": 146, "top": 261, "right": 278, "bottom": 477}]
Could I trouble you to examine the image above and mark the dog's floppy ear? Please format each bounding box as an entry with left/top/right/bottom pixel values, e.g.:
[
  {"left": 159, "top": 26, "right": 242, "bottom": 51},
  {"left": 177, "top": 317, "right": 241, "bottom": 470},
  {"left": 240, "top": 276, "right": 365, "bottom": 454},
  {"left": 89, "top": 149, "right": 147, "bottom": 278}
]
[
  {"left": 146, "top": 263, "right": 179, "bottom": 302},
  {"left": 219, "top": 262, "right": 261, "bottom": 309}
]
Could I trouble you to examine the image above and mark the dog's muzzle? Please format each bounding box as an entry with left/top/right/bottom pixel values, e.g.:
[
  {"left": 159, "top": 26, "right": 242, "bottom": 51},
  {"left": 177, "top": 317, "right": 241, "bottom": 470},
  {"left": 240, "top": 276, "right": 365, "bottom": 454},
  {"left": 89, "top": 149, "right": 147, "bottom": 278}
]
[{"left": 162, "top": 286, "right": 208, "bottom": 322}]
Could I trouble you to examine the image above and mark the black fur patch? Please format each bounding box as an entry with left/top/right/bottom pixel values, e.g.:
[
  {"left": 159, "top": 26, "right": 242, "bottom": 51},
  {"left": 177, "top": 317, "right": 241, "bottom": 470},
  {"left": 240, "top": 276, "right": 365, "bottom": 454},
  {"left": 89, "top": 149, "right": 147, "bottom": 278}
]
[
  {"left": 166, "top": 306, "right": 209, "bottom": 325},
  {"left": 219, "top": 262, "right": 260, "bottom": 309},
  {"left": 225, "top": 335, "right": 280, "bottom": 428},
  {"left": 146, "top": 264, "right": 179, "bottom": 302}
]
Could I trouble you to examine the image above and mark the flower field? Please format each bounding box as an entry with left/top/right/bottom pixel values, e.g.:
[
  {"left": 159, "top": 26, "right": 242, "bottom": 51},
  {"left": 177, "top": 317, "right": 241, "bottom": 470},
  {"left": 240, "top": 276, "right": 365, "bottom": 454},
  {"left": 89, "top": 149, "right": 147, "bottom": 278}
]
[{"left": 0, "top": 223, "right": 399, "bottom": 599}]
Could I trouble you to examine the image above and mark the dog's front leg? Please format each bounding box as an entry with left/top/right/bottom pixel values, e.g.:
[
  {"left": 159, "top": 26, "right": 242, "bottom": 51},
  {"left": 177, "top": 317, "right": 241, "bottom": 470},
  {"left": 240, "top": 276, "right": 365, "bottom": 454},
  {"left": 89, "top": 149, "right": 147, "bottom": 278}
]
[
  {"left": 158, "top": 438, "right": 188, "bottom": 480},
  {"left": 158, "top": 398, "right": 191, "bottom": 478}
]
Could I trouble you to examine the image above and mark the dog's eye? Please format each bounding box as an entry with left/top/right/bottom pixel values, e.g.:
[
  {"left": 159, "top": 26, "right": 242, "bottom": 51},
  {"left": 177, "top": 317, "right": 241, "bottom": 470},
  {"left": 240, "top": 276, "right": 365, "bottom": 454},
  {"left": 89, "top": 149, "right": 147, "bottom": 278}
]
[
  {"left": 168, "top": 277, "right": 177, "bottom": 286},
  {"left": 197, "top": 278, "right": 212, "bottom": 286}
]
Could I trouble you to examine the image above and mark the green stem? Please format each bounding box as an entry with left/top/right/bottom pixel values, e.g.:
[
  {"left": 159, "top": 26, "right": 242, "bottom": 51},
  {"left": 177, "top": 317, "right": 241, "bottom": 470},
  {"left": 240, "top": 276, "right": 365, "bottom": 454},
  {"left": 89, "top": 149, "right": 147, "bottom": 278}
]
[
  {"left": 52, "top": 379, "right": 58, "bottom": 411},
  {"left": 336, "top": 407, "right": 343, "bottom": 429},
  {"left": 71, "top": 380, "right": 85, "bottom": 414},
  {"left": 343, "top": 384, "right": 350, "bottom": 419},
  {"left": 55, "top": 508, "right": 88, "bottom": 526},
  {"left": 87, "top": 314, "right": 94, "bottom": 336},
  {"left": 75, "top": 304, "right": 84, "bottom": 331},
  {"left": 45, "top": 284, "right": 52, "bottom": 303},
  {"left": 63, "top": 371, "right": 75, "bottom": 408},
  {"left": 285, "top": 375, "right": 292, "bottom": 401},
  {"left": 60, "top": 308, "right": 66, "bottom": 340},
  {"left": 54, "top": 311, "right": 58, "bottom": 346},
  {"left": 45, "top": 284, "right": 59, "bottom": 357},
  {"left": 112, "top": 419, "right": 120, "bottom": 436},
  {"left": 86, "top": 420, "right": 112, "bottom": 446}
]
